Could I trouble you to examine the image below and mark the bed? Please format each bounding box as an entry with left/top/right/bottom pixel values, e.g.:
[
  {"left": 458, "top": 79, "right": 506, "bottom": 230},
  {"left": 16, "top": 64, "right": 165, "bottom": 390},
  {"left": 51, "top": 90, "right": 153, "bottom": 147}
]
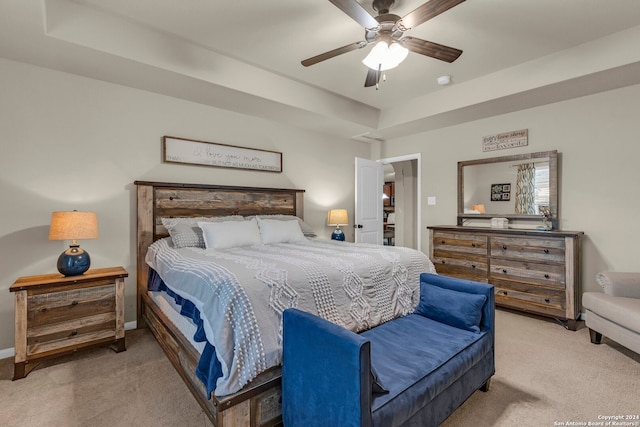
[{"left": 135, "top": 181, "right": 435, "bottom": 426}]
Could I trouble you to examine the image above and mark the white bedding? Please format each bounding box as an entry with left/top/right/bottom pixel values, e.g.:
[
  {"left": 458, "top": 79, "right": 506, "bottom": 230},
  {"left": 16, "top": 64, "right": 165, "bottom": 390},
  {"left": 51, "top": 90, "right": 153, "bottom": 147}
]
[
  {"left": 146, "top": 237, "right": 435, "bottom": 395},
  {"left": 149, "top": 291, "right": 206, "bottom": 354}
]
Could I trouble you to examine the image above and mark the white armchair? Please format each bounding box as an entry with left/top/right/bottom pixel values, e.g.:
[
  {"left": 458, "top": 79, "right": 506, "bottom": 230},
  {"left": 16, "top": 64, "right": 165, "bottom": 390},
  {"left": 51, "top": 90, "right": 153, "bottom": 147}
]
[{"left": 582, "top": 272, "right": 640, "bottom": 354}]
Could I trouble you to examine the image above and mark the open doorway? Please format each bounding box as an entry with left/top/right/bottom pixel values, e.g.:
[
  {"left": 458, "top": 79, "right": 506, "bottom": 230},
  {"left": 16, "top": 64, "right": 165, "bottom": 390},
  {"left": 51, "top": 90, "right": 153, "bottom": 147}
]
[{"left": 379, "top": 154, "right": 421, "bottom": 251}]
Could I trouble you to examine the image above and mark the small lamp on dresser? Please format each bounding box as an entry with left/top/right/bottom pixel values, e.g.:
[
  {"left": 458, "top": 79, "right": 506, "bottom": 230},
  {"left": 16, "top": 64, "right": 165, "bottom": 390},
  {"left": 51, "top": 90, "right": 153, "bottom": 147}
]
[
  {"left": 327, "top": 209, "right": 348, "bottom": 241},
  {"left": 49, "top": 210, "right": 99, "bottom": 276}
]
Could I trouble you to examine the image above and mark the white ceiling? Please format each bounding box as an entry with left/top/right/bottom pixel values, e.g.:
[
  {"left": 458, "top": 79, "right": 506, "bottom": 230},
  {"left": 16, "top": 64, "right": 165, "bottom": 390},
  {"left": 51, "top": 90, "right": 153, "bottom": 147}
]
[{"left": 2, "top": 0, "right": 640, "bottom": 141}]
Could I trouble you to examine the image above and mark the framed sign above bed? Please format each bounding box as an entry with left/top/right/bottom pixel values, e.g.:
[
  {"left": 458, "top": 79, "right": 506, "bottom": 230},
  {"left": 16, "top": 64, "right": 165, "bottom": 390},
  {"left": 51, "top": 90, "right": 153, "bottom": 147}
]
[{"left": 162, "top": 136, "right": 283, "bottom": 173}]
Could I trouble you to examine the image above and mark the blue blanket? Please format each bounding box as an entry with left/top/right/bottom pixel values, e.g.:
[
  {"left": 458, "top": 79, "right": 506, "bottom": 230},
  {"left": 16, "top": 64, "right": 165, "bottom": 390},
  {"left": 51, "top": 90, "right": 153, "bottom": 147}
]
[{"left": 148, "top": 269, "right": 221, "bottom": 397}]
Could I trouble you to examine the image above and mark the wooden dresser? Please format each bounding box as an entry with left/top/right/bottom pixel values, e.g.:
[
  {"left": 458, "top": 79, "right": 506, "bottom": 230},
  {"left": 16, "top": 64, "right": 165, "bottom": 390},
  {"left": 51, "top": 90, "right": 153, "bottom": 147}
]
[
  {"left": 10, "top": 267, "right": 128, "bottom": 379},
  {"left": 428, "top": 226, "right": 583, "bottom": 330}
]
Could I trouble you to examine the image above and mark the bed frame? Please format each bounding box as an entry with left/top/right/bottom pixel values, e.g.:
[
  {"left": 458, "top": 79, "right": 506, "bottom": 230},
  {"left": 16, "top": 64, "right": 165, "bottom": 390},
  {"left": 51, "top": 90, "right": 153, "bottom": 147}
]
[{"left": 135, "top": 181, "right": 305, "bottom": 427}]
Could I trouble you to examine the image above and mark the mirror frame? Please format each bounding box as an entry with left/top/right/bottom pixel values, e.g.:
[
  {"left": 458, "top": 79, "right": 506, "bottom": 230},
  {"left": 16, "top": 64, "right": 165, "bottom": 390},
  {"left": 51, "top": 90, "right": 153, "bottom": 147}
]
[{"left": 457, "top": 150, "right": 558, "bottom": 228}]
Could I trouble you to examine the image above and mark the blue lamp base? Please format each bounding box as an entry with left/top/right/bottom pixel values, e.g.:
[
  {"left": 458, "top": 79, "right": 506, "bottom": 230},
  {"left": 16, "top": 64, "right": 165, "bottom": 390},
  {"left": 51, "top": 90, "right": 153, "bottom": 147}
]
[
  {"left": 331, "top": 227, "right": 345, "bottom": 241},
  {"left": 57, "top": 245, "right": 91, "bottom": 276}
]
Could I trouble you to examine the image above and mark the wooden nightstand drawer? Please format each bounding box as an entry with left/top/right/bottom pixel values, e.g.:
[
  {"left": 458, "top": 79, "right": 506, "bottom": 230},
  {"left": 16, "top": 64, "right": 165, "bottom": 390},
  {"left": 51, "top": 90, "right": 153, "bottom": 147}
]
[
  {"left": 27, "top": 311, "right": 117, "bottom": 356},
  {"left": 27, "top": 283, "right": 115, "bottom": 327},
  {"left": 10, "top": 267, "right": 128, "bottom": 380}
]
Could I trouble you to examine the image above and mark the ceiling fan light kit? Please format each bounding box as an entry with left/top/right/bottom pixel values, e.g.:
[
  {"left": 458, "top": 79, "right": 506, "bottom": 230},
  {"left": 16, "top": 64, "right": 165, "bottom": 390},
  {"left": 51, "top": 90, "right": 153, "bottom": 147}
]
[
  {"left": 362, "top": 41, "right": 409, "bottom": 71},
  {"left": 302, "top": 0, "right": 466, "bottom": 88}
]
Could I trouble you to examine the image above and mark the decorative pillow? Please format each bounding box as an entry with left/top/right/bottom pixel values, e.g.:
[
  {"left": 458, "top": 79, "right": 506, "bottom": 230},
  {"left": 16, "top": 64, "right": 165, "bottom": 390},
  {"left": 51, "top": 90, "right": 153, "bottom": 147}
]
[
  {"left": 257, "top": 218, "right": 306, "bottom": 244},
  {"left": 198, "top": 219, "right": 262, "bottom": 250},
  {"left": 253, "top": 215, "right": 316, "bottom": 237},
  {"left": 166, "top": 223, "right": 205, "bottom": 249},
  {"left": 415, "top": 282, "right": 487, "bottom": 333},
  {"left": 161, "top": 216, "right": 245, "bottom": 248}
]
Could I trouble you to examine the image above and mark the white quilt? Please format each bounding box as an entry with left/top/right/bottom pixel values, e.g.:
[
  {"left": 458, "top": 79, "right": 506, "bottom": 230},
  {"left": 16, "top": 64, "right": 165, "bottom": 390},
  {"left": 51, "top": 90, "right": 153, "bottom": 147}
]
[{"left": 146, "top": 237, "right": 435, "bottom": 396}]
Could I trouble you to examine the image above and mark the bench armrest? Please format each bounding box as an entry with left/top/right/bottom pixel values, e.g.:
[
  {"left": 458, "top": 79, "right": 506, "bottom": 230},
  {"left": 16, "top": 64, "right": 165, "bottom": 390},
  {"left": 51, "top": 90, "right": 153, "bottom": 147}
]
[
  {"left": 596, "top": 272, "right": 640, "bottom": 298},
  {"left": 282, "top": 308, "right": 372, "bottom": 427}
]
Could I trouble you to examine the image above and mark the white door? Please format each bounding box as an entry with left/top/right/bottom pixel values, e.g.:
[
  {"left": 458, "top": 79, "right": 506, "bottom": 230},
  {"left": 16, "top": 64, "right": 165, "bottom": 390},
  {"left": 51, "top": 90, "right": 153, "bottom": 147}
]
[{"left": 354, "top": 157, "right": 383, "bottom": 244}]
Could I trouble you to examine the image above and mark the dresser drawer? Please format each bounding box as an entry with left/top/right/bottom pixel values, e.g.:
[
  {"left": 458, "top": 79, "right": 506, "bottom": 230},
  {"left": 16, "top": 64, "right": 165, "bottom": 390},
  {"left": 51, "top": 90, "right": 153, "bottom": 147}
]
[
  {"left": 27, "top": 283, "right": 115, "bottom": 328},
  {"left": 432, "top": 252, "right": 487, "bottom": 281},
  {"left": 490, "top": 258, "right": 565, "bottom": 288},
  {"left": 490, "top": 236, "right": 565, "bottom": 263},
  {"left": 493, "top": 280, "right": 565, "bottom": 318},
  {"left": 432, "top": 231, "right": 487, "bottom": 256}
]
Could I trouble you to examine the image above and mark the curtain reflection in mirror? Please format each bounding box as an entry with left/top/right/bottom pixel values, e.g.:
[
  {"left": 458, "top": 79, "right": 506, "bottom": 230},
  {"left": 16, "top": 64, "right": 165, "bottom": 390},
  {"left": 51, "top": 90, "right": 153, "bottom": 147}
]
[{"left": 515, "top": 163, "right": 536, "bottom": 214}]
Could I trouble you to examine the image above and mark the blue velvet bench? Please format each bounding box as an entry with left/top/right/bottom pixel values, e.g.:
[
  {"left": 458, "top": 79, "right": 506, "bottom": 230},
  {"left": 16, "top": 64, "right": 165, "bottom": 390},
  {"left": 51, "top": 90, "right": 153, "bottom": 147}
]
[{"left": 282, "top": 273, "right": 495, "bottom": 427}]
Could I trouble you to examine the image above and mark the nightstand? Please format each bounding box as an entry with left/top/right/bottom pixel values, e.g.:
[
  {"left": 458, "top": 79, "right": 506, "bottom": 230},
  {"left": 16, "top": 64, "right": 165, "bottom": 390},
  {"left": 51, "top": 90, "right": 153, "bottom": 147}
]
[{"left": 10, "top": 266, "right": 128, "bottom": 380}]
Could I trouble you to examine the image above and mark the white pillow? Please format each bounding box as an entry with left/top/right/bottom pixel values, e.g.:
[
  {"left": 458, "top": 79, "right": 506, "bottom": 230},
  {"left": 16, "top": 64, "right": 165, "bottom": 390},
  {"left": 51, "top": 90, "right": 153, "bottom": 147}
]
[
  {"left": 161, "top": 216, "right": 246, "bottom": 248},
  {"left": 250, "top": 215, "right": 316, "bottom": 237},
  {"left": 198, "top": 219, "right": 263, "bottom": 250},
  {"left": 161, "top": 215, "right": 244, "bottom": 229},
  {"left": 257, "top": 218, "right": 306, "bottom": 244}
]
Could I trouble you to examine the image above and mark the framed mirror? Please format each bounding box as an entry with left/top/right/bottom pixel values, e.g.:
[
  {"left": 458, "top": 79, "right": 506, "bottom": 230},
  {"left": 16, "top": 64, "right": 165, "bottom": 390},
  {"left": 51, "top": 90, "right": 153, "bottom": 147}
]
[{"left": 457, "top": 150, "right": 558, "bottom": 228}]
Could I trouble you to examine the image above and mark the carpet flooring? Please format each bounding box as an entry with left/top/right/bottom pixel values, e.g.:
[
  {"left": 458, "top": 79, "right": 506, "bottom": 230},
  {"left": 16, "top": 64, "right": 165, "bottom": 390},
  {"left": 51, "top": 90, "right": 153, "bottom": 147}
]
[{"left": 1, "top": 309, "right": 638, "bottom": 426}]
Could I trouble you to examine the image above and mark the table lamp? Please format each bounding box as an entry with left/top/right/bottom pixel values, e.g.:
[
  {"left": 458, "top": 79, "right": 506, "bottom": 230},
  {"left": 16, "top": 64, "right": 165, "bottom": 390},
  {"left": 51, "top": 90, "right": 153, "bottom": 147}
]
[
  {"left": 49, "top": 211, "right": 99, "bottom": 276},
  {"left": 327, "top": 209, "right": 348, "bottom": 241}
]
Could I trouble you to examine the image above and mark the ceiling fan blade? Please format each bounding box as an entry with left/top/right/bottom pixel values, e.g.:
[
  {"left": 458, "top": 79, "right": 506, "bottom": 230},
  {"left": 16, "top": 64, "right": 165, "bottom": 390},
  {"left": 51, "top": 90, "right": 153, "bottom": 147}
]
[
  {"left": 398, "top": 0, "right": 466, "bottom": 30},
  {"left": 364, "top": 68, "right": 379, "bottom": 87},
  {"left": 329, "top": 0, "right": 379, "bottom": 29},
  {"left": 301, "top": 41, "right": 368, "bottom": 67},
  {"left": 401, "top": 36, "right": 462, "bottom": 63}
]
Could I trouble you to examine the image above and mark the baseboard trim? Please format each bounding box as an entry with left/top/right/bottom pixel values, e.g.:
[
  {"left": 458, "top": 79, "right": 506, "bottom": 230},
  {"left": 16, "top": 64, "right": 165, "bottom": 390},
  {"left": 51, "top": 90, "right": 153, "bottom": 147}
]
[{"left": 0, "top": 321, "right": 139, "bottom": 360}]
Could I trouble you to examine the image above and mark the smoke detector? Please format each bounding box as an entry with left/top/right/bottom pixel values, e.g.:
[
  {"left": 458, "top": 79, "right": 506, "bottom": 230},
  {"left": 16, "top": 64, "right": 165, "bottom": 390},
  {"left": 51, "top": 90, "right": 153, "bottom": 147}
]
[{"left": 437, "top": 75, "right": 451, "bottom": 86}]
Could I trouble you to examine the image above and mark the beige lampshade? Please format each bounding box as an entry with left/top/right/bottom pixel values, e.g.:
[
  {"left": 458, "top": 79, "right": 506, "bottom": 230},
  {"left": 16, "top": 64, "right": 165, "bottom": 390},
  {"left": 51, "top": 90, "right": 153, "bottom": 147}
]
[
  {"left": 49, "top": 211, "right": 99, "bottom": 241},
  {"left": 327, "top": 209, "right": 348, "bottom": 226}
]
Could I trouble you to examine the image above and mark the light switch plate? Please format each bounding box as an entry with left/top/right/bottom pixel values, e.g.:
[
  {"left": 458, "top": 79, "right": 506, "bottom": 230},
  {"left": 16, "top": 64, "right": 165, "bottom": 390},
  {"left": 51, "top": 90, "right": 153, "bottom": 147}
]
[{"left": 427, "top": 196, "right": 436, "bottom": 205}]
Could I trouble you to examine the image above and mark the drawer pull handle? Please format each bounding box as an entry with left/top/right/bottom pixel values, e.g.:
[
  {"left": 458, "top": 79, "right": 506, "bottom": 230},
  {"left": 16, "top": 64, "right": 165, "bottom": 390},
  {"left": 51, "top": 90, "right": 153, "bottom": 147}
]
[
  {"left": 502, "top": 245, "right": 507, "bottom": 250},
  {"left": 70, "top": 330, "right": 78, "bottom": 337},
  {"left": 544, "top": 298, "right": 550, "bottom": 303},
  {"left": 471, "top": 243, "right": 476, "bottom": 248},
  {"left": 441, "top": 260, "right": 446, "bottom": 264},
  {"left": 441, "top": 240, "right": 445, "bottom": 244},
  {"left": 169, "top": 196, "right": 174, "bottom": 200},
  {"left": 71, "top": 300, "right": 79, "bottom": 306},
  {"left": 502, "top": 269, "right": 507, "bottom": 274},
  {"left": 544, "top": 249, "right": 550, "bottom": 254},
  {"left": 471, "top": 264, "right": 476, "bottom": 269},
  {"left": 544, "top": 274, "right": 550, "bottom": 279},
  {"left": 503, "top": 291, "right": 508, "bottom": 296}
]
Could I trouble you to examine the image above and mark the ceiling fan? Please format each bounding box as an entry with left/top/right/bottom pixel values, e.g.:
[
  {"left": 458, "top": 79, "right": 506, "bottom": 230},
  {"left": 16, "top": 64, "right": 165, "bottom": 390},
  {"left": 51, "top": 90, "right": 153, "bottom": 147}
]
[{"left": 301, "top": 0, "right": 465, "bottom": 88}]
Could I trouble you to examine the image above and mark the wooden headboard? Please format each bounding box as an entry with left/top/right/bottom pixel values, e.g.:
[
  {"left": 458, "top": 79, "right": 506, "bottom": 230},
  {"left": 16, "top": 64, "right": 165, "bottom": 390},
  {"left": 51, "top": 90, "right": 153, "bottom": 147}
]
[{"left": 134, "top": 180, "right": 305, "bottom": 326}]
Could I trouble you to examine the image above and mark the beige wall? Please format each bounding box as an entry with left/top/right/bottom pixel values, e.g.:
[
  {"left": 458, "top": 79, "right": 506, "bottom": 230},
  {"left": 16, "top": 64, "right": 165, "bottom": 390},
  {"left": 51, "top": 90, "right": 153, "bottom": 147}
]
[
  {"left": 0, "top": 58, "right": 369, "bottom": 351},
  {"left": 2, "top": 54, "right": 639, "bottom": 353},
  {"left": 380, "top": 83, "right": 640, "bottom": 296}
]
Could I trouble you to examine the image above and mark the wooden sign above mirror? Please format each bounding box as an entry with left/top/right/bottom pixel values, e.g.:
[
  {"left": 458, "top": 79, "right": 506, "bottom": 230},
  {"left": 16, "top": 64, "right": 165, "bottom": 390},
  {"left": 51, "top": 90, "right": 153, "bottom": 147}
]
[{"left": 457, "top": 150, "right": 558, "bottom": 229}]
